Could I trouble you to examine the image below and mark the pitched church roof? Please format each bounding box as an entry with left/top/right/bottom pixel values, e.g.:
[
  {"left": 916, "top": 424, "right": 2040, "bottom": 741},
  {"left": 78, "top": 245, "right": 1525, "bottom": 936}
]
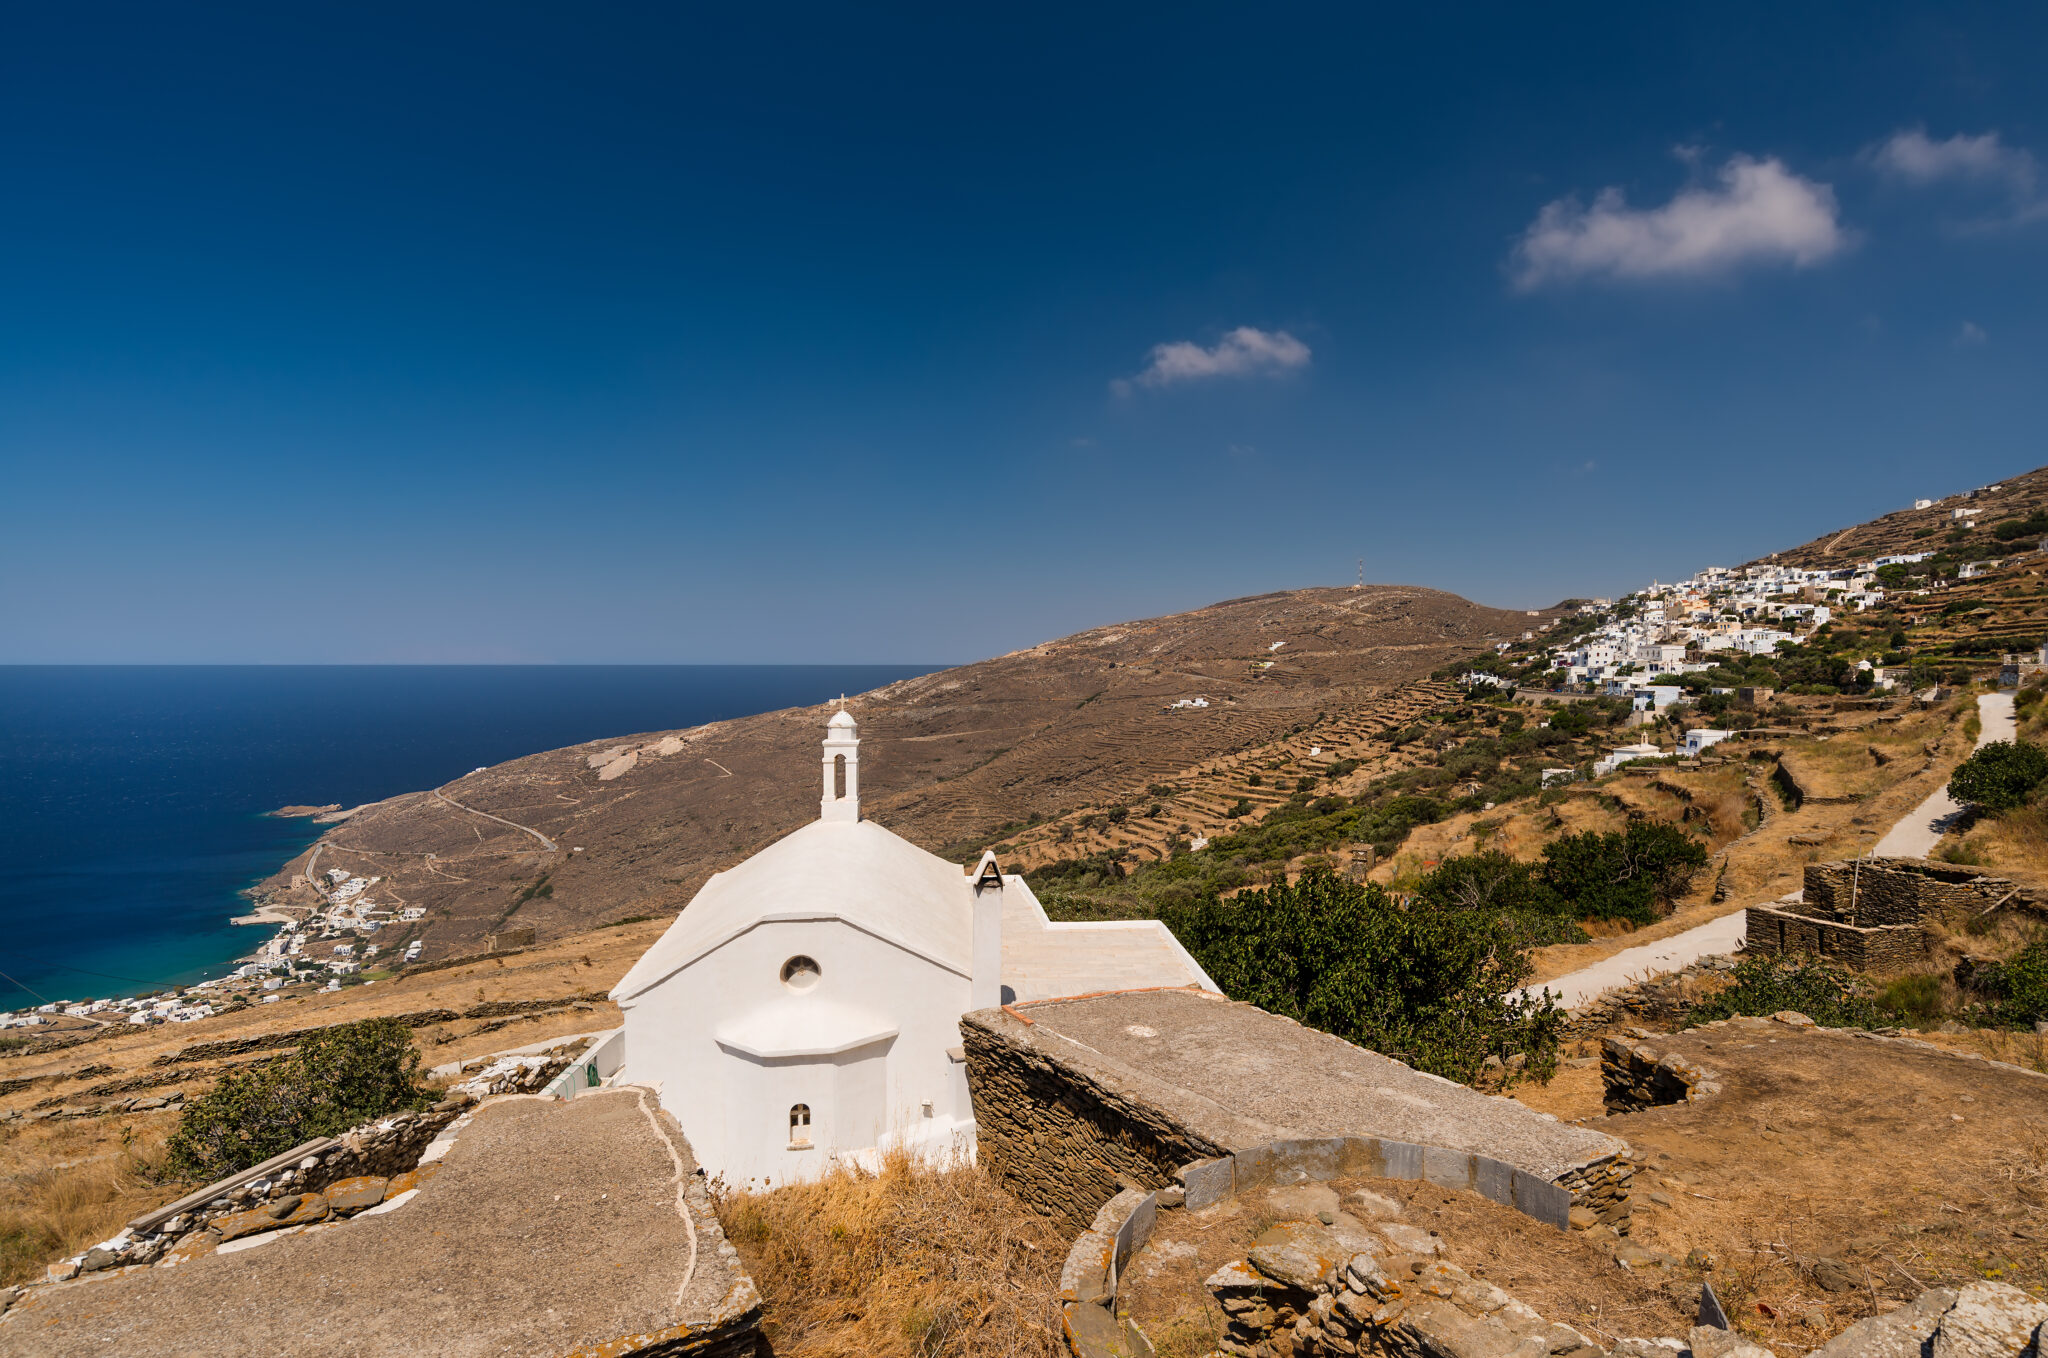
[{"left": 611, "top": 816, "right": 974, "bottom": 1002}]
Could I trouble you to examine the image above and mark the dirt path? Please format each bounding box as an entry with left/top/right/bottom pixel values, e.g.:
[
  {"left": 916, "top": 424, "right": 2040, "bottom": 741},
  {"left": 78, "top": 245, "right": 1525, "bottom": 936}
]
[
  {"left": 1516, "top": 1019, "right": 2048, "bottom": 1352},
  {"left": 431, "top": 789, "right": 560, "bottom": 853}
]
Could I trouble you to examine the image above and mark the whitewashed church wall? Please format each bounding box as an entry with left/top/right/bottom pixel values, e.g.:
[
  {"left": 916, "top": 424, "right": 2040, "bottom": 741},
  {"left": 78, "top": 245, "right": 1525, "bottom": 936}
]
[{"left": 624, "top": 914, "right": 978, "bottom": 1186}]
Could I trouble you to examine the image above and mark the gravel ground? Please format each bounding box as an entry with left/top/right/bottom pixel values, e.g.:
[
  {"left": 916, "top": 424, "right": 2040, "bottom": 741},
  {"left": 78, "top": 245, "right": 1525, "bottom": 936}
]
[{"left": 4, "top": 1090, "right": 745, "bottom": 1358}]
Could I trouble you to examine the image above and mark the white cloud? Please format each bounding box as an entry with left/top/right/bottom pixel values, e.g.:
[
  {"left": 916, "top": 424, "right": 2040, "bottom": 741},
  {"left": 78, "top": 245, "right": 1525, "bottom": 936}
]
[
  {"left": 1116, "top": 326, "right": 1311, "bottom": 394},
  {"left": 1511, "top": 153, "right": 1846, "bottom": 289},
  {"left": 1956, "top": 321, "right": 1988, "bottom": 347},
  {"left": 1866, "top": 128, "right": 2046, "bottom": 226},
  {"left": 1868, "top": 129, "right": 2037, "bottom": 194}
]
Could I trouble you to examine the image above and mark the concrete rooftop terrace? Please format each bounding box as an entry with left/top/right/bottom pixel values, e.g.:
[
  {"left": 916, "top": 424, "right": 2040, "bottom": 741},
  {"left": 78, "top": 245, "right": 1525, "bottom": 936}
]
[
  {"left": 982, "top": 988, "right": 1623, "bottom": 1182},
  {"left": 4, "top": 1090, "right": 759, "bottom": 1358}
]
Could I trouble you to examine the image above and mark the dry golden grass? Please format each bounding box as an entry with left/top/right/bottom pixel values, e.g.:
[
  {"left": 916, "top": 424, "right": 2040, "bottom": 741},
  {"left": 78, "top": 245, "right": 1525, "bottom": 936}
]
[
  {"left": 0, "top": 1124, "right": 171, "bottom": 1286},
  {"left": 712, "top": 1147, "right": 1068, "bottom": 1358}
]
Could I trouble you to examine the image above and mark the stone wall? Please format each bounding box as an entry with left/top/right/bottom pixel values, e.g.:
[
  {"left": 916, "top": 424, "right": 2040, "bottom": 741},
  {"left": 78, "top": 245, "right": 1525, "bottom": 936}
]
[
  {"left": 1744, "top": 905, "right": 1928, "bottom": 973},
  {"left": 1563, "top": 957, "right": 1738, "bottom": 1036},
  {"left": 963, "top": 1007, "right": 1625, "bottom": 1235},
  {"left": 1741, "top": 859, "right": 2037, "bottom": 975},
  {"left": 1057, "top": 1141, "right": 1650, "bottom": 1358},
  {"left": 1801, "top": 860, "right": 2021, "bottom": 928},
  {"left": 961, "top": 1015, "right": 1230, "bottom": 1227},
  {"left": 1600, "top": 1037, "right": 1721, "bottom": 1115},
  {"left": 35, "top": 1096, "right": 469, "bottom": 1281}
]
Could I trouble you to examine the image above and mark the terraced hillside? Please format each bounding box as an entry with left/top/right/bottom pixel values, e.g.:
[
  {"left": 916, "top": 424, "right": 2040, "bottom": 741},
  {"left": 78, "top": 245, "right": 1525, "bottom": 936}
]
[
  {"left": 253, "top": 586, "right": 1546, "bottom": 961},
  {"left": 1759, "top": 462, "right": 2048, "bottom": 570},
  {"left": 994, "top": 679, "right": 1461, "bottom": 870}
]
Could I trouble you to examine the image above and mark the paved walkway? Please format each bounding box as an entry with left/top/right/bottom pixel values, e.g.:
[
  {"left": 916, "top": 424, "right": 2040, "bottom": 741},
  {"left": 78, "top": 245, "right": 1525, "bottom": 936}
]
[
  {"left": 1523, "top": 691, "right": 2017, "bottom": 1009},
  {"left": 1519, "top": 909, "right": 1752, "bottom": 1009},
  {"left": 5, "top": 1091, "right": 758, "bottom": 1358},
  {"left": 1869, "top": 692, "right": 2015, "bottom": 858}
]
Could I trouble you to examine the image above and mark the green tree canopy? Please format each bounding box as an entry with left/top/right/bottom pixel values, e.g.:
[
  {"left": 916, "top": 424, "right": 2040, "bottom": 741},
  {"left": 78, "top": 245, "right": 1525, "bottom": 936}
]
[
  {"left": 1538, "top": 821, "right": 1708, "bottom": 925},
  {"left": 1948, "top": 740, "right": 2048, "bottom": 813},
  {"left": 1165, "top": 868, "right": 1563, "bottom": 1084}
]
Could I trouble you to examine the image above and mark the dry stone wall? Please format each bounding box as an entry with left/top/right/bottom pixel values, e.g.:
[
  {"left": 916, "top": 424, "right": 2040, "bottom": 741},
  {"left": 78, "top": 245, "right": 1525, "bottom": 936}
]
[
  {"left": 1802, "top": 859, "right": 2023, "bottom": 927},
  {"left": 961, "top": 1015, "right": 1231, "bottom": 1226},
  {"left": 1743, "top": 859, "right": 2037, "bottom": 975},
  {"left": 31, "top": 1096, "right": 469, "bottom": 1284},
  {"left": 964, "top": 1004, "right": 1628, "bottom": 1235},
  {"left": 1600, "top": 1037, "right": 1721, "bottom": 1115}
]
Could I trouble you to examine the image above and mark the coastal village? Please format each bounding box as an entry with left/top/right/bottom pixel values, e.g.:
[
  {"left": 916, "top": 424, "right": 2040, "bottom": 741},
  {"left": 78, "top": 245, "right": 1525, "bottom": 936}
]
[
  {"left": 0, "top": 870, "right": 427, "bottom": 1034},
  {"left": 3, "top": 469, "right": 2048, "bottom": 1358}
]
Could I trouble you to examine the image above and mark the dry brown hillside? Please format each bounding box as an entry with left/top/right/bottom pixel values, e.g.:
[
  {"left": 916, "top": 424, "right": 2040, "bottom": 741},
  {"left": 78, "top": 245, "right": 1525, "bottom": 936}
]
[
  {"left": 1756, "top": 462, "right": 2048, "bottom": 569},
  {"left": 254, "top": 586, "right": 1547, "bottom": 962}
]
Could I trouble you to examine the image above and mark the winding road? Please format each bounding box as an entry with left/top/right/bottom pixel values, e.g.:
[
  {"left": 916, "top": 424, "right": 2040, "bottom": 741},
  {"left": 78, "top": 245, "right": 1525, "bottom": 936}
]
[
  {"left": 1522, "top": 691, "right": 2018, "bottom": 1009},
  {"left": 431, "top": 790, "right": 560, "bottom": 853}
]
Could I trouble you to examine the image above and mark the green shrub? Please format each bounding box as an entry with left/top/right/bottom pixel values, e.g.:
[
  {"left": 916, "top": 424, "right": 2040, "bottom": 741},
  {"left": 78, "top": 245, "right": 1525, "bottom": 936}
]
[
  {"left": 163, "top": 1017, "right": 431, "bottom": 1182},
  {"left": 1991, "top": 511, "right": 2048, "bottom": 542},
  {"left": 1538, "top": 821, "right": 1708, "bottom": 925},
  {"left": 1165, "top": 868, "right": 1564, "bottom": 1085},
  {"left": 1686, "top": 953, "right": 1886, "bottom": 1029},
  {"left": 1413, "top": 851, "right": 1587, "bottom": 948},
  {"left": 1947, "top": 740, "right": 2048, "bottom": 813},
  {"left": 1978, "top": 936, "right": 2048, "bottom": 1028},
  {"left": 1876, "top": 972, "right": 1945, "bottom": 1021}
]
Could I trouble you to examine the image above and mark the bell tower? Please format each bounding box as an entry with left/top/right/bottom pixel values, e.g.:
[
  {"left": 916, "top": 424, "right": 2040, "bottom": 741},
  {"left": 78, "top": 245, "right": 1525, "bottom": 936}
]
[{"left": 820, "top": 707, "right": 860, "bottom": 822}]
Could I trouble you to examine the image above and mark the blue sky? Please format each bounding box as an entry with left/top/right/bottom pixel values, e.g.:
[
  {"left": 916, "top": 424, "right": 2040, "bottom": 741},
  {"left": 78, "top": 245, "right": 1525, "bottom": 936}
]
[{"left": 4, "top": 4, "right": 2045, "bottom": 663}]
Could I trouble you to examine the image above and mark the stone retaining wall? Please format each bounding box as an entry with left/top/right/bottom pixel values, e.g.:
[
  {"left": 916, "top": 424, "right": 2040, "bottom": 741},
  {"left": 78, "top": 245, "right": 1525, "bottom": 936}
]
[
  {"left": 961, "top": 1016, "right": 1230, "bottom": 1227},
  {"left": 965, "top": 1006, "right": 1626, "bottom": 1239},
  {"left": 28, "top": 1096, "right": 469, "bottom": 1283}
]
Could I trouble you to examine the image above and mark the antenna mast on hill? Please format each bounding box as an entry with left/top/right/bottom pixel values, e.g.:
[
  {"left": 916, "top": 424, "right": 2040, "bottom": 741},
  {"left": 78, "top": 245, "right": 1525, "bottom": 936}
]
[{"left": 1355, "top": 558, "right": 1363, "bottom": 589}]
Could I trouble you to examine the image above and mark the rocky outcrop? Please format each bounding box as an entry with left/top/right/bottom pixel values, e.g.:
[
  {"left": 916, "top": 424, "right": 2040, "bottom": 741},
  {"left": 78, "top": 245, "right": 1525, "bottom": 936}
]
[{"left": 1813, "top": 1282, "right": 2046, "bottom": 1358}]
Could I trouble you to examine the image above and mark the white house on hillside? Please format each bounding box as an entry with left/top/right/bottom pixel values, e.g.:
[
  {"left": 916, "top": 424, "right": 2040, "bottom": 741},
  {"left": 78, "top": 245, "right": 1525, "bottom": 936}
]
[{"left": 609, "top": 709, "right": 1218, "bottom": 1187}]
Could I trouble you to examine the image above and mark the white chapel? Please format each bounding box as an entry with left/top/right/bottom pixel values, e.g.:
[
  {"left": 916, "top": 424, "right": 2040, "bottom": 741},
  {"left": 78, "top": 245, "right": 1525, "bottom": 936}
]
[{"left": 608, "top": 708, "right": 1217, "bottom": 1185}]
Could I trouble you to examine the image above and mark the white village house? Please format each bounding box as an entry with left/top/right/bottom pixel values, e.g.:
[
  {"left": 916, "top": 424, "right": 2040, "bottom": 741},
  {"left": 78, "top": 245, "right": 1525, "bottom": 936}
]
[{"left": 607, "top": 709, "right": 1217, "bottom": 1186}]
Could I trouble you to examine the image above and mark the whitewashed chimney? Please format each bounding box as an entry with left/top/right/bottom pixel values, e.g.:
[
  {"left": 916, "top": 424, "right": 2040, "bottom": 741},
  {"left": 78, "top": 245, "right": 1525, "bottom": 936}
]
[{"left": 970, "top": 850, "right": 1004, "bottom": 1010}]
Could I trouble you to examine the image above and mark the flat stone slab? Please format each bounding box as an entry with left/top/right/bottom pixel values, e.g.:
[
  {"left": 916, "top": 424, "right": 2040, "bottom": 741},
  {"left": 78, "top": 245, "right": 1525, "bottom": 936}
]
[
  {"left": 990, "top": 989, "right": 1622, "bottom": 1182},
  {"left": 3, "top": 1089, "right": 758, "bottom": 1357}
]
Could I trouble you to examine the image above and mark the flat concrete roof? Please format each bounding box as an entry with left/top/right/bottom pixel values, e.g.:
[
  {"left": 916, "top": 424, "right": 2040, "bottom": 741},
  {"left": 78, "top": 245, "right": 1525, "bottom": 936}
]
[
  {"left": 4, "top": 1090, "right": 756, "bottom": 1358},
  {"left": 982, "top": 988, "right": 1623, "bottom": 1182}
]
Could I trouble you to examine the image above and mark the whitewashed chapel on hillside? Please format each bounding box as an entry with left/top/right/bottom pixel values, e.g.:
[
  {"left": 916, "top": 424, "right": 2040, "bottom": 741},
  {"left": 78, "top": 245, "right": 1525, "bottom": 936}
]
[{"left": 608, "top": 709, "right": 1217, "bottom": 1185}]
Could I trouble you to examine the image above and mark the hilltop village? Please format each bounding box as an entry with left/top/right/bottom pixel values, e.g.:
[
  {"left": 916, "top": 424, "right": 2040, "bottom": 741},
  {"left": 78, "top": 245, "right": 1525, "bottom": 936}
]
[{"left": 3, "top": 467, "right": 2047, "bottom": 1358}]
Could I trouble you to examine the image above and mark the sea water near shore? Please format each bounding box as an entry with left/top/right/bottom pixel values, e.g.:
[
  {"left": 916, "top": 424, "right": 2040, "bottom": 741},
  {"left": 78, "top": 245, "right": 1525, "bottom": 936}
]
[{"left": 0, "top": 665, "right": 942, "bottom": 1006}]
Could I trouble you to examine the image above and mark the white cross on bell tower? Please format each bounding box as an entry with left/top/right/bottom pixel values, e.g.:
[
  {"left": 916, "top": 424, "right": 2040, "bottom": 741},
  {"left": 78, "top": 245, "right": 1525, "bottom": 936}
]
[{"left": 820, "top": 705, "right": 860, "bottom": 822}]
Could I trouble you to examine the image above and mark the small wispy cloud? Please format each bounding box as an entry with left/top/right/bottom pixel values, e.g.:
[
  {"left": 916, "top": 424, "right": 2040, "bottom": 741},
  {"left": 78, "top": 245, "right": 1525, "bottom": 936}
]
[
  {"left": 1510, "top": 152, "right": 1846, "bottom": 290},
  {"left": 1955, "top": 321, "right": 1988, "bottom": 347},
  {"left": 1867, "top": 129, "right": 2037, "bottom": 194},
  {"left": 1114, "top": 326, "right": 1311, "bottom": 395},
  {"left": 1865, "top": 128, "right": 2047, "bottom": 227}
]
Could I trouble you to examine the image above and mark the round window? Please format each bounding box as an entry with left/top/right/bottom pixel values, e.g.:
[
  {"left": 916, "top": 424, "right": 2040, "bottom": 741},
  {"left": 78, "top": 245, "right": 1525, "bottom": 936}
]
[{"left": 780, "top": 955, "right": 821, "bottom": 990}]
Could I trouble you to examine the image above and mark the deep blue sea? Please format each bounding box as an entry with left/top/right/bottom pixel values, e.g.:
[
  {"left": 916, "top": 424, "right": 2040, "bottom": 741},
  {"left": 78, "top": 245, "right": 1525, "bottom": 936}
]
[{"left": 0, "top": 665, "right": 942, "bottom": 1006}]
